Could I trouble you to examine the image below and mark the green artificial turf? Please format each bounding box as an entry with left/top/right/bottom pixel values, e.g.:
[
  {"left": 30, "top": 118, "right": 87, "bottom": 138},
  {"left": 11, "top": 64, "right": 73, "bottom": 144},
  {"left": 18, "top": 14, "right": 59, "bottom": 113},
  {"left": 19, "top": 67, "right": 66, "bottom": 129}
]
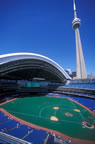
[{"left": 0, "top": 96, "right": 95, "bottom": 140}]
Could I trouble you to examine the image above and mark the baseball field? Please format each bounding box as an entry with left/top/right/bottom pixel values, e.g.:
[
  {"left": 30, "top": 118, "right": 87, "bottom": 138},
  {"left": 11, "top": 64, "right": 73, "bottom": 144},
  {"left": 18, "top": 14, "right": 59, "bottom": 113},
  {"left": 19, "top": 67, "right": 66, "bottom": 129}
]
[{"left": 0, "top": 95, "right": 95, "bottom": 142}]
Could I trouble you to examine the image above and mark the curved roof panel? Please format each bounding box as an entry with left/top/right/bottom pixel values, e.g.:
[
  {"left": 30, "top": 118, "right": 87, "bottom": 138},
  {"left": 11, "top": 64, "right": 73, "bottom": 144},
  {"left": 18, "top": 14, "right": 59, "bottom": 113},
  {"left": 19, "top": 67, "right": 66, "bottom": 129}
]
[{"left": 0, "top": 53, "right": 71, "bottom": 81}]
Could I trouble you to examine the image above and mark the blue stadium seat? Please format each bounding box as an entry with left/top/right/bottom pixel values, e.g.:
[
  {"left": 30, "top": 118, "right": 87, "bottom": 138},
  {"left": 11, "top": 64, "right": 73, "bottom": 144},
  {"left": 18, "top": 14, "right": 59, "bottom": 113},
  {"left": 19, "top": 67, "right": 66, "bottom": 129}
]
[
  {"left": 24, "top": 129, "right": 47, "bottom": 144},
  {"left": 0, "top": 120, "right": 17, "bottom": 131},
  {"left": 6, "top": 124, "right": 32, "bottom": 139},
  {"left": 0, "top": 113, "right": 9, "bottom": 123}
]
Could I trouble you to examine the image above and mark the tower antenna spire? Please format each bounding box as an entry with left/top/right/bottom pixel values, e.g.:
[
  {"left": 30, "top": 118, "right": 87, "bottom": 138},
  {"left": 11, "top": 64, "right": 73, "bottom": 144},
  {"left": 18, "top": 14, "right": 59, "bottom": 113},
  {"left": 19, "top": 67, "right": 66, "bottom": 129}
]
[
  {"left": 72, "top": 0, "right": 87, "bottom": 79},
  {"left": 73, "top": 0, "right": 77, "bottom": 18}
]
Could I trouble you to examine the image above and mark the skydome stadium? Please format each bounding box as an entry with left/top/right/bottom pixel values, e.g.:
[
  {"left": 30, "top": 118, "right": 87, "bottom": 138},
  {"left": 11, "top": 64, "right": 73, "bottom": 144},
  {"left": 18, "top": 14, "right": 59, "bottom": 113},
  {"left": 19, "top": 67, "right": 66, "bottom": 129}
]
[{"left": 0, "top": 52, "right": 95, "bottom": 144}]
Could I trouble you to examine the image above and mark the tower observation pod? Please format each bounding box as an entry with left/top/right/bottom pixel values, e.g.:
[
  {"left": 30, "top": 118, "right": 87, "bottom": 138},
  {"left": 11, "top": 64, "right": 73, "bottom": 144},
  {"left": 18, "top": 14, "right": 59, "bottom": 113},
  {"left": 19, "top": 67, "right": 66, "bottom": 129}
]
[{"left": 72, "top": 0, "right": 87, "bottom": 79}]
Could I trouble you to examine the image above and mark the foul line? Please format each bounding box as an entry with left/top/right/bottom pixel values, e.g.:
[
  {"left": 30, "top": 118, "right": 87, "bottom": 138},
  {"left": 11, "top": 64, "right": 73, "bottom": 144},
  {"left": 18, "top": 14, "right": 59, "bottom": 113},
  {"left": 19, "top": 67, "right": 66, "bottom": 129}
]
[
  {"left": 71, "top": 100, "right": 85, "bottom": 121},
  {"left": 0, "top": 98, "right": 18, "bottom": 106}
]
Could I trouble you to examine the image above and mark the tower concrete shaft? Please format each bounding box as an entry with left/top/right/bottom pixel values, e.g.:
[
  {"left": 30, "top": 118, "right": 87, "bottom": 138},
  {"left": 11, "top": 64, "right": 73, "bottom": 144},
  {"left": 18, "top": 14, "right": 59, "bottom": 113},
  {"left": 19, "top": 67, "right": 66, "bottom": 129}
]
[{"left": 72, "top": 0, "right": 87, "bottom": 79}]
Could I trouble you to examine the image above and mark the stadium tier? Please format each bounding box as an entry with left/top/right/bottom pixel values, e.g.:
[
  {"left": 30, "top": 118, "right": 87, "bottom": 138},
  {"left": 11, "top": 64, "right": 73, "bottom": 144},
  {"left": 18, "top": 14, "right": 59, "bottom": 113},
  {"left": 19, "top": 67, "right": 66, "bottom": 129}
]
[{"left": 64, "top": 79, "right": 95, "bottom": 90}]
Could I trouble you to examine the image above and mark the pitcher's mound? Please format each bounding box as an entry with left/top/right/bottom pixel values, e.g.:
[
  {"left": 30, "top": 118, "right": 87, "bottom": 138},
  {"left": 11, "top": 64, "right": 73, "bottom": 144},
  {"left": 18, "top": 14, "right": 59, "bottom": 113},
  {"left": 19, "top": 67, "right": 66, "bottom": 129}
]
[{"left": 65, "top": 112, "right": 73, "bottom": 117}]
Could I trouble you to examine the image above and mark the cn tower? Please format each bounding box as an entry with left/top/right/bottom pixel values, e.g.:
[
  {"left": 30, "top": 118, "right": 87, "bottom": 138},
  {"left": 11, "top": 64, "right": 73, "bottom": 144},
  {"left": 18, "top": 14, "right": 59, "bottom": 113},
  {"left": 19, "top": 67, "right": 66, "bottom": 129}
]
[{"left": 72, "top": 0, "right": 87, "bottom": 79}]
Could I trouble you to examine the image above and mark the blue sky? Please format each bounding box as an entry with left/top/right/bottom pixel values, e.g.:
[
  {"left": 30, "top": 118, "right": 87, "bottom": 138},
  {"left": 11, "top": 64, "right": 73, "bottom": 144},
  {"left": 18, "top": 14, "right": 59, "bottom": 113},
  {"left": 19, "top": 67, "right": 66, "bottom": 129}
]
[{"left": 0, "top": 0, "right": 95, "bottom": 74}]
